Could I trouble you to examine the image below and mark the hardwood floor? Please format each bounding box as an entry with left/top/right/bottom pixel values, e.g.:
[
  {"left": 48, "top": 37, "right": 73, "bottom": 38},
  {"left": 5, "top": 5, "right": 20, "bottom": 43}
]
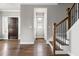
[
  {"left": 0, "top": 39, "right": 52, "bottom": 56},
  {"left": 0, "top": 39, "right": 69, "bottom": 56},
  {"left": 34, "top": 39, "right": 52, "bottom": 56}
]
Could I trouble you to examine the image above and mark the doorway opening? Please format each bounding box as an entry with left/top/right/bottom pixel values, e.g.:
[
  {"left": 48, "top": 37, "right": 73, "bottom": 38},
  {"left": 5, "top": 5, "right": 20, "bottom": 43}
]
[{"left": 34, "top": 8, "right": 47, "bottom": 40}]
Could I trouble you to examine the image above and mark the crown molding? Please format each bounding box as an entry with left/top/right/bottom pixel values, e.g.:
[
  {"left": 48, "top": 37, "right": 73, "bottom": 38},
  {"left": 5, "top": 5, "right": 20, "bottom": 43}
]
[
  {"left": 21, "top": 3, "right": 58, "bottom": 5},
  {"left": 0, "top": 10, "right": 20, "bottom": 12}
]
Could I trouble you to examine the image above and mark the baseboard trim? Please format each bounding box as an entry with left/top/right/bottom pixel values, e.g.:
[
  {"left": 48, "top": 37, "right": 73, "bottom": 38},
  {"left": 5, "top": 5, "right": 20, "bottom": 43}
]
[
  {"left": 0, "top": 39, "right": 20, "bottom": 40},
  {"left": 48, "top": 38, "right": 53, "bottom": 41},
  {"left": 45, "top": 40, "right": 53, "bottom": 53},
  {"left": 20, "top": 42, "right": 34, "bottom": 44},
  {"left": 68, "top": 52, "right": 74, "bottom": 56},
  {"left": 0, "top": 39, "right": 8, "bottom": 41}
]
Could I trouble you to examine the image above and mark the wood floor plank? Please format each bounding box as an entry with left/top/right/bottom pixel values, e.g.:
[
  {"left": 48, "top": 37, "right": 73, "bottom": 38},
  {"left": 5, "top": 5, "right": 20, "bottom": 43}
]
[{"left": 0, "top": 39, "right": 52, "bottom": 56}]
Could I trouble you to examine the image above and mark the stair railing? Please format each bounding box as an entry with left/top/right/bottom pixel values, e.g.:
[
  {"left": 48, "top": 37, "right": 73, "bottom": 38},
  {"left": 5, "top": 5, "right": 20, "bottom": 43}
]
[{"left": 53, "top": 3, "right": 78, "bottom": 55}]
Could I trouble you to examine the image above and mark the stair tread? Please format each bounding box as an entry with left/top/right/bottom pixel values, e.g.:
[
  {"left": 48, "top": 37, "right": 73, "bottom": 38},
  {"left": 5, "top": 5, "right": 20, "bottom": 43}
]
[
  {"left": 55, "top": 45, "right": 63, "bottom": 51},
  {"left": 55, "top": 54, "right": 69, "bottom": 56},
  {"left": 56, "top": 39, "right": 69, "bottom": 45},
  {"left": 57, "top": 35, "right": 69, "bottom": 41},
  {"left": 50, "top": 42, "right": 63, "bottom": 51}
]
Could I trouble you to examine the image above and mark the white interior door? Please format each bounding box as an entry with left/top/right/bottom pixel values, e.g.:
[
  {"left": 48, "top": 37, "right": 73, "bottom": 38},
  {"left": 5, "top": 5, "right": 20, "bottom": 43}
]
[{"left": 34, "top": 8, "right": 47, "bottom": 39}]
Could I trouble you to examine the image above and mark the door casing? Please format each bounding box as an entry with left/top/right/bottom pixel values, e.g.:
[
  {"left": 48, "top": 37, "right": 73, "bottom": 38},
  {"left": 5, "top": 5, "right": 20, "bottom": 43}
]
[
  {"left": 34, "top": 8, "right": 47, "bottom": 40},
  {"left": 2, "top": 16, "right": 20, "bottom": 40}
]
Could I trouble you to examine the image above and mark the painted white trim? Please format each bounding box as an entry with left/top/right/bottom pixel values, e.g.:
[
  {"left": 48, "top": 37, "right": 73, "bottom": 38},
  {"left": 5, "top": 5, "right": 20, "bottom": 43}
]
[
  {"left": 20, "top": 42, "right": 34, "bottom": 44},
  {"left": 0, "top": 10, "right": 20, "bottom": 12},
  {"left": 0, "top": 38, "right": 8, "bottom": 40},
  {"left": 68, "top": 52, "right": 75, "bottom": 56},
  {"left": 21, "top": 3, "right": 58, "bottom": 5},
  {"left": 2, "top": 16, "right": 20, "bottom": 39},
  {"left": 34, "top": 8, "right": 47, "bottom": 41},
  {"left": 0, "top": 38, "right": 7, "bottom": 39},
  {"left": 48, "top": 36, "right": 53, "bottom": 41},
  {"left": 2, "top": 16, "right": 8, "bottom": 39},
  {"left": 44, "top": 8, "right": 47, "bottom": 41},
  {"left": 47, "top": 40, "right": 53, "bottom": 53},
  {"left": 77, "top": 3, "right": 78, "bottom": 20},
  {"left": 0, "top": 39, "right": 20, "bottom": 40}
]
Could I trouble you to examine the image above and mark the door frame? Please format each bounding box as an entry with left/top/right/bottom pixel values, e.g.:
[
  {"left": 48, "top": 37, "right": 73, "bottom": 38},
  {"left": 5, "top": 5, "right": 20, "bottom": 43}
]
[
  {"left": 2, "top": 16, "right": 20, "bottom": 40},
  {"left": 34, "top": 8, "right": 47, "bottom": 40}
]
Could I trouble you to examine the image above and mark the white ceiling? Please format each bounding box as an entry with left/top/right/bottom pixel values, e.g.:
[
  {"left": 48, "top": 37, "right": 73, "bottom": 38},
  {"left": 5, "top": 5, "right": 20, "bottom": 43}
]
[
  {"left": 0, "top": 3, "right": 20, "bottom": 11},
  {"left": 0, "top": 3, "right": 57, "bottom": 11}
]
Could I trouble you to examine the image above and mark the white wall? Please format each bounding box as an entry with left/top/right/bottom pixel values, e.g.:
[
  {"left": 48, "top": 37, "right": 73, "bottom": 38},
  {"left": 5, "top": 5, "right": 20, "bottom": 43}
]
[
  {"left": 1, "top": 11, "right": 20, "bottom": 16},
  {"left": 2, "top": 16, "right": 8, "bottom": 39},
  {"left": 0, "top": 11, "right": 20, "bottom": 39},
  {"left": 20, "top": 3, "right": 73, "bottom": 44},
  {"left": 0, "top": 11, "right": 2, "bottom": 39},
  {"left": 67, "top": 19, "right": 79, "bottom": 56}
]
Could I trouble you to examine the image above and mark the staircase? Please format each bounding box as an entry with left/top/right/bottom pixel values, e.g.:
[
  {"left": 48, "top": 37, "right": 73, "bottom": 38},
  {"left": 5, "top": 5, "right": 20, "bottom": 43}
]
[{"left": 52, "top": 3, "right": 79, "bottom": 55}]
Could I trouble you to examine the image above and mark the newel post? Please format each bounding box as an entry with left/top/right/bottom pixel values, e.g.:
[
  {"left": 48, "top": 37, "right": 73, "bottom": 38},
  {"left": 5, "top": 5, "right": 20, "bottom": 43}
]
[
  {"left": 53, "top": 23, "right": 56, "bottom": 56},
  {"left": 67, "top": 8, "right": 71, "bottom": 29}
]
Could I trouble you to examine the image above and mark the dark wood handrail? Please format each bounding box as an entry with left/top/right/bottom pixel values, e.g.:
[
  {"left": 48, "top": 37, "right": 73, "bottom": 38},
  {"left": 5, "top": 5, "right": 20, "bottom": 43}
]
[
  {"left": 69, "top": 3, "right": 75, "bottom": 12},
  {"left": 53, "top": 23, "right": 56, "bottom": 55},
  {"left": 56, "top": 17, "right": 69, "bottom": 27},
  {"left": 53, "top": 3, "right": 76, "bottom": 56},
  {"left": 67, "top": 3, "right": 76, "bottom": 29},
  {"left": 55, "top": 4, "right": 75, "bottom": 28}
]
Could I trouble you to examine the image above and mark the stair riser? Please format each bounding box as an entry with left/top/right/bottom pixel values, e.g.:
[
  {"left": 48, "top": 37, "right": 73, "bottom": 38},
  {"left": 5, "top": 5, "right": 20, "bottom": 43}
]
[
  {"left": 56, "top": 36, "right": 69, "bottom": 44},
  {"left": 56, "top": 46, "right": 69, "bottom": 54}
]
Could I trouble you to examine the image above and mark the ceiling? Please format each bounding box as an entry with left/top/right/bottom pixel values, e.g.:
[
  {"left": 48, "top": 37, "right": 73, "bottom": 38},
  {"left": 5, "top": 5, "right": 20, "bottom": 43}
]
[
  {"left": 0, "top": 3, "right": 20, "bottom": 11},
  {"left": 0, "top": 3, "right": 58, "bottom": 11}
]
